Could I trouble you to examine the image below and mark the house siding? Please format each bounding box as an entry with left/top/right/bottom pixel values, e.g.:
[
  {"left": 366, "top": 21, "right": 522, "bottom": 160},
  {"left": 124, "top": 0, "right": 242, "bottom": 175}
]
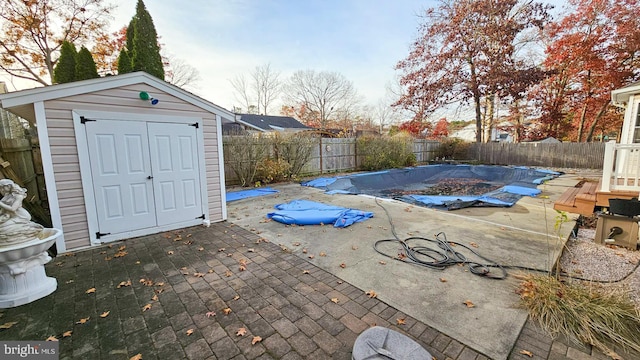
[{"left": 42, "top": 83, "right": 225, "bottom": 251}]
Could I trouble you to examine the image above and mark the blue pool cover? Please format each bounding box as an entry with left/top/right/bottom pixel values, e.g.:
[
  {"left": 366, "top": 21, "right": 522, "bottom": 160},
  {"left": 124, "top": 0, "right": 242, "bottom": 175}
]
[
  {"left": 267, "top": 200, "right": 373, "bottom": 227},
  {"left": 302, "top": 164, "right": 560, "bottom": 210},
  {"left": 227, "top": 187, "right": 279, "bottom": 202}
]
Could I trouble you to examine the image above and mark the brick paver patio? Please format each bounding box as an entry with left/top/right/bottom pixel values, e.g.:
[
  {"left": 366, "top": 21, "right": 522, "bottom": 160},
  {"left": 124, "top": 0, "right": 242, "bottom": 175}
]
[{"left": 0, "top": 222, "right": 636, "bottom": 359}]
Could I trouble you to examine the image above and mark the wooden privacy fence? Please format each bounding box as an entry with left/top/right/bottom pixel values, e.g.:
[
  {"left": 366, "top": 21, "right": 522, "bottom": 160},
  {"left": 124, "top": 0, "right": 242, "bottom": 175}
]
[
  {"left": 0, "top": 137, "right": 50, "bottom": 226},
  {"left": 224, "top": 137, "right": 442, "bottom": 185},
  {"left": 470, "top": 142, "right": 606, "bottom": 169}
]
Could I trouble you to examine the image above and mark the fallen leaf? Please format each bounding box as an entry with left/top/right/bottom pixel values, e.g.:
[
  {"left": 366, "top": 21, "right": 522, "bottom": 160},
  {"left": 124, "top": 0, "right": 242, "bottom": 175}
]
[
  {"left": 205, "top": 311, "right": 216, "bottom": 318},
  {"left": 292, "top": 242, "right": 300, "bottom": 246},
  {"left": 469, "top": 242, "right": 479, "bottom": 248},
  {"left": 167, "top": 251, "right": 174, "bottom": 255},
  {"left": 379, "top": 261, "right": 386, "bottom": 265},
  {"left": 135, "top": 261, "right": 141, "bottom": 265},
  {"left": 186, "top": 328, "right": 194, "bottom": 336},
  {"left": 130, "top": 354, "right": 142, "bottom": 360},
  {"left": 339, "top": 263, "right": 346, "bottom": 268},
  {"left": 227, "top": 253, "right": 233, "bottom": 257},
  {"left": 331, "top": 298, "right": 339, "bottom": 304},
  {"left": 248, "top": 248, "right": 255, "bottom": 253},
  {"left": 207, "top": 269, "right": 214, "bottom": 273},
  {"left": 225, "top": 270, "right": 232, "bottom": 277},
  {"left": 193, "top": 272, "right": 205, "bottom": 278},
  {"left": 62, "top": 330, "right": 72, "bottom": 337},
  {"left": 100, "top": 251, "right": 107, "bottom": 254},
  {"left": 308, "top": 255, "right": 315, "bottom": 259},
  {"left": 396, "top": 318, "right": 406, "bottom": 325},
  {"left": 319, "top": 252, "right": 326, "bottom": 257},
  {"left": 223, "top": 308, "right": 232, "bottom": 315},
  {"left": 396, "top": 253, "right": 407, "bottom": 260},
  {"left": 218, "top": 248, "right": 225, "bottom": 252},
  {"left": 114, "top": 251, "right": 127, "bottom": 258},
  {"left": 76, "top": 317, "right": 90, "bottom": 324},
  {"left": 302, "top": 248, "right": 308, "bottom": 254},
  {"left": 236, "top": 327, "right": 247, "bottom": 336},
  {"left": 303, "top": 270, "right": 310, "bottom": 274},
  {"left": 155, "top": 289, "right": 164, "bottom": 294},
  {"left": 252, "top": 336, "right": 262, "bottom": 345},
  {"left": 151, "top": 294, "right": 158, "bottom": 301},
  {"left": 439, "top": 278, "right": 447, "bottom": 283},
  {"left": 233, "top": 295, "right": 240, "bottom": 301},
  {"left": 337, "top": 280, "right": 343, "bottom": 284},
  {"left": 463, "top": 300, "right": 475, "bottom": 308},
  {"left": 239, "top": 265, "right": 246, "bottom": 271},
  {"left": 65, "top": 279, "right": 74, "bottom": 284},
  {"left": 142, "top": 304, "right": 152, "bottom": 312},
  {"left": 100, "top": 311, "right": 110, "bottom": 318},
  {"left": 352, "top": 245, "right": 358, "bottom": 250},
  {"left": 198, "top": 247, "right": 204, "bottom": 251},
  {"left": 46, "top": 335, "right": 58, "bottom": 341},
  {"left": 118, "top": 245, "right": 126, "bottom": 251},
  {"left": 0, "top": 321, "right": 17, "bottom": 329},
  {"left": 519, "top": 350, "right": 533, "bottom": 357},
  {"left": 366, "top": 290, "right": 377, "bottom": 298},
  {"left": 156, "top": 282, "right": 165, "bottom": 287},
  {"left": 85, "top": 287, "right": 96, "bottom": 294}
]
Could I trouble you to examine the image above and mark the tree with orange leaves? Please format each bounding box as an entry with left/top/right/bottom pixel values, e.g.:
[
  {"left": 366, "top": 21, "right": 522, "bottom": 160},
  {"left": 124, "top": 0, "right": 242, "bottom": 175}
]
[
  {"left": 533, "top": 0, "right": 640, "bottom": 142},
  {"left": 0, "top": 0, "right": 113, "bottom": 85}
]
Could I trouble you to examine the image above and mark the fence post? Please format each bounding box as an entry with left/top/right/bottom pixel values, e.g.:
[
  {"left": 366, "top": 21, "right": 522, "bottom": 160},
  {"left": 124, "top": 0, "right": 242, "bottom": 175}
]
[
  {"left": 319, "top": 138, "right": 323, "bottom": 174},
  {"left": 601, "top": 140, "right": 616, "bottom": 192}
]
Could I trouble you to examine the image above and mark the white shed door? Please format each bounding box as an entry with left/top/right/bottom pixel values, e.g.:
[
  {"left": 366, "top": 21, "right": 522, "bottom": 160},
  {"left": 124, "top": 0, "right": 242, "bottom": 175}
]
[
  {"left": 148, "top": 123, "right": 202, "bottom": 225},
  {"left": 86, "top": 120, "right": 156, "bottom": 234},
  {"left": 86, "top": 120, "right": 202, "bottom": 237}
]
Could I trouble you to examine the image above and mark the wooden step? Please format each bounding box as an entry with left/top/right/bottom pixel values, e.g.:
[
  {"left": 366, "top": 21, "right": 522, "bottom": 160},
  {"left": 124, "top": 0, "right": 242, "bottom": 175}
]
[{"left": 554, "top": 181, "right": 599, "bottom": 216}]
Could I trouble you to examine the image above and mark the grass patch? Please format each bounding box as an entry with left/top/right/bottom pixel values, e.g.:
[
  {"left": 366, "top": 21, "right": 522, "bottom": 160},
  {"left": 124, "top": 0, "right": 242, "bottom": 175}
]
[{"left": 517, "top": 274, "right": 640, "bottom": 358}]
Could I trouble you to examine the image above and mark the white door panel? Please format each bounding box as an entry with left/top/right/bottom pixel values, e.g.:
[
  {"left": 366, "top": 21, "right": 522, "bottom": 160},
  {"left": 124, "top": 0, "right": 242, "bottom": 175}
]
[
  {"left": 86, "top": 120, "right": 156, "bottom": 235},
  {"left": 148, "top": 123, "right": 202, "bottom": 225}
]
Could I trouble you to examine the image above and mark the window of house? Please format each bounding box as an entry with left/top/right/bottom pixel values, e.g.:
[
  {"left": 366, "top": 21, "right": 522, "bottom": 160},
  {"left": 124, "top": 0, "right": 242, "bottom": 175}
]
[{"left": 634, "top": 102, "right": 640, "bottom": 143}]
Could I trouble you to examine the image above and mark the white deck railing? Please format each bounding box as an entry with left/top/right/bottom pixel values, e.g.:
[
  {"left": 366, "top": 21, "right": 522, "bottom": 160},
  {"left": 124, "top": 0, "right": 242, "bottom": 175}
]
[{"left": 601, "top": 140, "right": 640, "bottom": 192}]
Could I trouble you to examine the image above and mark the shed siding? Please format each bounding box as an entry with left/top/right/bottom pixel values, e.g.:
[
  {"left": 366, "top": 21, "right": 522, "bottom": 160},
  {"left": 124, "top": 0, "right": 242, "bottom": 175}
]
[{"left": 43, "top": 83, "right": 225, "bottom": 251}]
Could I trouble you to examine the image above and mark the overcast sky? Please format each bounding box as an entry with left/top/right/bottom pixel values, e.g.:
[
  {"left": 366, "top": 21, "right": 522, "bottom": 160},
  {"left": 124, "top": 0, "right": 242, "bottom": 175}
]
[{"left": 2, "top": 0, "right": 569, "bottom": 118}]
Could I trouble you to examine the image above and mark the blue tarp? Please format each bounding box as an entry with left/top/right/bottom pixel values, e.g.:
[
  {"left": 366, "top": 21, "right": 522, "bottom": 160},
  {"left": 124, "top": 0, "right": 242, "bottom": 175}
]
[
  {"left": 301, "top": 164, "right": 560, "bottom": 210},
  {"left": 226, "top": 187, "right": 279, "bottom": 202},
  {"left": 267, "top": 200, "right": 373, "bottom": 228}
]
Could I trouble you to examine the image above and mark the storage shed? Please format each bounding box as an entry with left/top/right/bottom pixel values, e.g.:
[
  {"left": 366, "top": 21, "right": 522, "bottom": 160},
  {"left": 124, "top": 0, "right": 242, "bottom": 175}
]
[{"left": 0, "top": 72, "right": 235, "bottom": 253}]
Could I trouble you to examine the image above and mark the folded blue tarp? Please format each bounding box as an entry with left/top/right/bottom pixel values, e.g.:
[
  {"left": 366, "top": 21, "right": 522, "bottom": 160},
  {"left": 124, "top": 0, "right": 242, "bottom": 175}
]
[
  {"left": 227, "top": 187, "right": 279, "bottom": 202},
  {"left": 267, "top": 200, "right": 373, "bottom": 228}
]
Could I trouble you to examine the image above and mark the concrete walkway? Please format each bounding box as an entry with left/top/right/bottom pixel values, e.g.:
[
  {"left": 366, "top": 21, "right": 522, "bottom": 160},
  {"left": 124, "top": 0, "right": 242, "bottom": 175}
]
[{"left": 0, "top": 221, "right": 637, "bottom": 359}]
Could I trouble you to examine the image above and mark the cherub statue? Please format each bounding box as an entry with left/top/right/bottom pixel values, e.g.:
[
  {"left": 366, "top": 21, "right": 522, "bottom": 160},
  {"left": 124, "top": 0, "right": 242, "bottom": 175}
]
[{"left": 0, "top": 179, "right": 44, "bottom": 246}]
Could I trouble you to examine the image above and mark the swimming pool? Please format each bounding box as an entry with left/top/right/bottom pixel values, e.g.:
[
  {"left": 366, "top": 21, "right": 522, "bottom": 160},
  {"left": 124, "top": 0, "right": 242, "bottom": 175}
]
[{"left": 302, "top": 164, "right": 560, "bottom": 210}]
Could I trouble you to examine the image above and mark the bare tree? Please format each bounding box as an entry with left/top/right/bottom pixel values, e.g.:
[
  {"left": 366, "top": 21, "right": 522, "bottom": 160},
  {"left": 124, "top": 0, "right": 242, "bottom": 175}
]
[
  {"left": 283, "top": 69, "right": 361, "bottom": 130},
  {"left": 230, "top": 63, "right": 282, "bottom": 114},
  {"left": 164, "top": 55, "right": 200, "bottom": 90}
]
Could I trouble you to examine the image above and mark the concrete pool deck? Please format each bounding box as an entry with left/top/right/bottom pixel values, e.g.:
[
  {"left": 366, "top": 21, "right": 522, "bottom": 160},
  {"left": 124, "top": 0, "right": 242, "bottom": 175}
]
[{"left": 226, "top": 171, "right": 586, "bottom": 360}]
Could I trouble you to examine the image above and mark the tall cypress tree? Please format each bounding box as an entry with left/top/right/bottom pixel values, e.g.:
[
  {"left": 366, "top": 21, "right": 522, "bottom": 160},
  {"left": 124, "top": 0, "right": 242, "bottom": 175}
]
[
  {"left": 130, "top": 0, "right": 164, "bottom": 79},
  {"left": 117, "top": 48, "right": 132, "bottom": 74},
  {"left": 53, "top": 41, "right": 77, "bottom": 84},
  {"left": 75, "top": 46, "right": 99, "bottom": 80}
]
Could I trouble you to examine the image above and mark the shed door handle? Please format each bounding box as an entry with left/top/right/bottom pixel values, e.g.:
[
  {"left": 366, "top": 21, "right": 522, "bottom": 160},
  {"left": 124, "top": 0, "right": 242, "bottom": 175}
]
[{"left": 147, "top": 175, "right": 153, "bottom": 180}]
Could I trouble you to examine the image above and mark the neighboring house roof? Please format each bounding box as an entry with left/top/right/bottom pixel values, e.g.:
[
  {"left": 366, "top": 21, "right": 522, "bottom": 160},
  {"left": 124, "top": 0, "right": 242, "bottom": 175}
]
[
  {"left": 235, "top": 114, "right": 310, "bottom": 132},
  {"left": 530, "top": 137, "right": 561, "bottom": 144},
  {"left": 0, "top": 71, "right": 236, "bottom": 122}
]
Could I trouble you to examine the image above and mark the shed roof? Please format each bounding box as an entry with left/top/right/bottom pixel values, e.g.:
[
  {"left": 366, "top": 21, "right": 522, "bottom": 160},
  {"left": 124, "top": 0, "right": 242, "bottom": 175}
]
[
  {"left": 0, "top": 72, "right": 236, "bottom": 122},
  {"left": 236, "top": 114, "right": 309, "bottom": 132}
]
